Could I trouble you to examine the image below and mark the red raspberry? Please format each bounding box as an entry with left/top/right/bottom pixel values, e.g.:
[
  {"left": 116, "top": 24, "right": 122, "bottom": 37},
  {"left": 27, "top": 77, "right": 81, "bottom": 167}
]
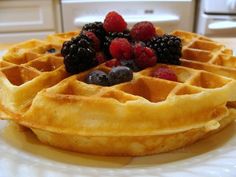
[
  {"left": 96, "top": 52, "right": 106, "bottom": 64},
  {"left": 133, "top": 43, "right": 157, "bottom": 69},
  {"left": 103, "top": 11, "right": 127, "bottom": 33},
  {"left": 131, "top": 21, "right": 156, "bottom": 41},
  {"left": 105, "top": 59, "right": 120, "bottom": 67},
  {"left": 109, "top": 38, "right": 133, "bottom": 60},
  {"left": 83, "top": 31, "right": 100, "bottom": 51},
  {"left": 152, "top": 67, "right": 178, "bottom": 81}
]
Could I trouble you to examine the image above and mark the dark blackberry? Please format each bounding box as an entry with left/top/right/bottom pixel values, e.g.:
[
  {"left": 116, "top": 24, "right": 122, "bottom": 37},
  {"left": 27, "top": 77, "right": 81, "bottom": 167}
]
[
  {"left": 103, "top": 30, "right": 132, "bottom": 59},
  {"left": 61, "top": 34, "right": 97, "bottom": 74},
  {"left": 82, "top": 22, "right": 106, "bottom": 41},
  {"left": 146, "top": 34, "right": 182, "bottom": 65}
]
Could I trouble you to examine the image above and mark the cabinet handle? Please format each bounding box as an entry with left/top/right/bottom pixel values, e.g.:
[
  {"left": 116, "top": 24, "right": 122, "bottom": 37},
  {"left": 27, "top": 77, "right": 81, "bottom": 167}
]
[{"left": 208, "top": 21, "right": 236, "bottom": 30}]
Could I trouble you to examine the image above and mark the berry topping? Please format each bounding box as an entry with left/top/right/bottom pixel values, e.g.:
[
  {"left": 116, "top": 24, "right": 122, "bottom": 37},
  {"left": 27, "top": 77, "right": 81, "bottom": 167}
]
[
  {"left": 120, "top": 59, "right": 140, "bottom": 72},
  {"left": 83, "top": 31, "right": 100, "bottom": 51},
  {"left": 146, "top": 34, "right": 182, "bottom": 65},
  {"left": 105, "top": 59, "right": 120, "bottom": 67},
  {"left": 86, "top": 70, "right": 109, "bottom": 86},
  {"left": 108, "top": 66, "right": 133, "bottom": 85},
  {"left": 109, "top": 38, "right": 133, "bottom": 60},
  {"left": 47, "top": 48, "right": 56, "bottom": 53},
  {"left": 133, "top": 43, "right": 157, "bottom": 69},
  {"left": 82, "top": 22, "right": 106, "bottom": 41},
  {"left": 152, "top": 66, "right": 178, "bottom": 81},
  {"left": 61, "top": 35, "right": 97, "bottom": 74},
  {"left": 131, "top": 21, "right": 156, "bottom": 41},
  {"left": 103, "top": 11, "right": 127, "bottom": 33},
  {"left": 96, "top": 52, "right": 106, "bottom": 64},
  {"left": 103, "top": 30, "right": 132, "bottom": 59},
  {"left": 61, "top": 11, "right": 183, "bottom": 76}
]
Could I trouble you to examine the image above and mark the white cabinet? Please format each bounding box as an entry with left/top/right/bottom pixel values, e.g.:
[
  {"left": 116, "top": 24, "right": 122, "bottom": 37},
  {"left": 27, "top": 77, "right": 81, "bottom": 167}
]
[{"left": 0, "top": 0, "right": 60, "bottom": 43}]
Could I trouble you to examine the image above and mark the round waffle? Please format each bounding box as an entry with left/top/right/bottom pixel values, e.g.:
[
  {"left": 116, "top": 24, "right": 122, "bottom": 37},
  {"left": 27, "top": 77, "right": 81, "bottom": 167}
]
[{"left": 0, "top": 30, "right": 236, "bottom": 156}]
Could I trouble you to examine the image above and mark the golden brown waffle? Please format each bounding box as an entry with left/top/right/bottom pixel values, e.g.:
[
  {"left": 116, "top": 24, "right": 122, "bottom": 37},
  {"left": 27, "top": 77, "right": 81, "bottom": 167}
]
[
  {"left": 0, "top": 43, "right": 68, "bottom": 118},
  {"left": 46, "top": 31, "right": 80, "bottom": 45},
  {"left": 172, "top": 30, "right": 236, "bottom": 79},
  {"left": 18, "top": 62, "right": 236, "bottom": 155},
  {"left": 3, "top": 39, "right": 62, "bottom": 65},
  {"left": 1, "top": 30, "right": 236, "bottom": 156}
]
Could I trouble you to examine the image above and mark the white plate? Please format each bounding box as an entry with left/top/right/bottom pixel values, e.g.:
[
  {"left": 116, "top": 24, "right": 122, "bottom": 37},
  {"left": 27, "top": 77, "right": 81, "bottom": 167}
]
[
  {"left": 0, "top": 120, "right": 236, "bottom": 177},
  {"left": 0, "top": 51, "right": 236, "bottom": 177}
]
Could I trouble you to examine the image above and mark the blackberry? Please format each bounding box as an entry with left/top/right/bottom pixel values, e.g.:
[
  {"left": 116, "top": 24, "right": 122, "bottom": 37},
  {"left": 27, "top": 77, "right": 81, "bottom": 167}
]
[
  {"left": 146, "top": 34, "right": 182, "bottom": 65},
  {"left": 61, "top": 35, "right": 97, "bottom": 74},
  {"left": 103, "top": 30, "right": 132, "bottom": 59},
  {"left": 82, "top": 22, "right": 106, "bottom": 41}
]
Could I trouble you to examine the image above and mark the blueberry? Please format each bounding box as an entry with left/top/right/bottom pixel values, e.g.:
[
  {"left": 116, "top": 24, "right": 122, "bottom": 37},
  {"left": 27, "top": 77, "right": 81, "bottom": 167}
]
[
  {"left": 85, "top": 70, "right": 109, "bottom": 86},
  {"left": 120, "top": 60, "right": 140, "bottom": 72},
  {"left": 47, "top": 48, "right": 56, "bottom": 53},
  {"left": 108, "top": 66, "right": 133, "bottom": 85}
]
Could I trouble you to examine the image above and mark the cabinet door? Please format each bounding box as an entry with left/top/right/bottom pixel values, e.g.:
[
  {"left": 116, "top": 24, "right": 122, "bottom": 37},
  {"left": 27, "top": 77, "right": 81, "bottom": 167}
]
[{"left": 0, "top": 0, "right": 55, "bottom": 32}]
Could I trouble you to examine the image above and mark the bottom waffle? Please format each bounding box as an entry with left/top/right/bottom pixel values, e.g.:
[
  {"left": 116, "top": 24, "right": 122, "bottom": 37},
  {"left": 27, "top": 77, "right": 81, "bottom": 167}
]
[
  {"left": 5, "top": 60, "right": 236, "bottom": 156},
  {"left": 29, "top": 107, "right": 235, "bottom": 156}
]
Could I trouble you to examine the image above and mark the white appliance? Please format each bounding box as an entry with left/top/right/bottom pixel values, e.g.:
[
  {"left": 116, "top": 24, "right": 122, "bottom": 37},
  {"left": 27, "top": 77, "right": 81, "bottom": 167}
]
[
  {"left": 196, "top": 0, "right": 236, "bottom": 36},
  {"left": 61, "top": 0, "right": 195, "bottom": 33}
]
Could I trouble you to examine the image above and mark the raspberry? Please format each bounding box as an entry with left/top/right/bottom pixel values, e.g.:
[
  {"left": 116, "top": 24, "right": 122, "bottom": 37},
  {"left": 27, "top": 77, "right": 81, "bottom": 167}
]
[
  {"left": 103, "top": 30, "right": 132, "bottom": 59},
  {"left": 83, "top": 31, "right": 100, "bottom": 51},
  {"left": 103, "top": 11, "right": 127, "bottom": 33},
  {"left": 133, "top": 43, "right": 157, "bottom": 69},
  {"left": 131, "top": 21, "right": 156, "bottom": 41},
  {"left": 96, "top": 52, "right": 106, "bottom": 64},
  {"left": 105, "top": 59, "right": 120, "bottom": 67},
  {"left": 152, "top": 66, "right": 178, "bottom": 81},
  {"left": 109, "top": 38, "right": 133, "bottom": 60}
]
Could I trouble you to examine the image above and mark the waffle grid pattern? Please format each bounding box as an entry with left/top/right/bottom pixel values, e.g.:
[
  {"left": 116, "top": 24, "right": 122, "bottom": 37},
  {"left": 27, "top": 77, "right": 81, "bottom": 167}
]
[{"left": 172, "top": 30, "right": 236, "bottom": 79}]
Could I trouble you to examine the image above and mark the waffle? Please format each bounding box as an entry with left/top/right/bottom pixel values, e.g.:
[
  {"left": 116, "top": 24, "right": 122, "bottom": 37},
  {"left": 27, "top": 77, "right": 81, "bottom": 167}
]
[
  {"left": 1, "top": 30, "right": 236, "bottom": 156},
  {"left": 3, "top": 39, "right": 62, "bottom": 64},
  {"left": 0, "top": 41, "right": 68, "bottom": 118},
  {"left": 172, "top": 30, "right": 236, "bottom": 79},
  {"left": 46, "top": 31, "right": 80, "bottom": 46}
]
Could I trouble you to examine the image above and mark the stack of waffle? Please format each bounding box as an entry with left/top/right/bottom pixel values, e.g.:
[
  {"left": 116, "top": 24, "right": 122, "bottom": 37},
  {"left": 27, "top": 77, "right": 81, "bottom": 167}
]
[{"left": 0, "top": 29, "right": 236, "bottom": 156}]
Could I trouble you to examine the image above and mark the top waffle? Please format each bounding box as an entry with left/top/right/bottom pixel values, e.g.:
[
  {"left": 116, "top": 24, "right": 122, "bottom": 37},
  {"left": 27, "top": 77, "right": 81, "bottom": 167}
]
[
  {"left": 172, "top": 30, "right": 236, "bottom": 79},
  {"left": 0, "top": 40, "right": 68, "bottom": 118},
  {"left": 0, "top": 30, "right": 236, "bottom": 156},
  {"left": 20, "top": 61, "right": 236, "bottom": 136}
]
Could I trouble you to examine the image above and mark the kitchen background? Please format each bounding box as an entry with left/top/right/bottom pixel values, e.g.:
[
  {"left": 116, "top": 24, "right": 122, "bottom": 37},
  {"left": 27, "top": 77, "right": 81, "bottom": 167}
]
[{"left": 0, "top": 0, "right": 236, "bottom": 43}]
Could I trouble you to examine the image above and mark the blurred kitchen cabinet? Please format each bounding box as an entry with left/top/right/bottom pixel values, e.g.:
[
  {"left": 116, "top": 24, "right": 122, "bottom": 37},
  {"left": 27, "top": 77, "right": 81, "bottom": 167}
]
[{"left": 0, "top": 0, "right": 61, "bottom": 43}]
